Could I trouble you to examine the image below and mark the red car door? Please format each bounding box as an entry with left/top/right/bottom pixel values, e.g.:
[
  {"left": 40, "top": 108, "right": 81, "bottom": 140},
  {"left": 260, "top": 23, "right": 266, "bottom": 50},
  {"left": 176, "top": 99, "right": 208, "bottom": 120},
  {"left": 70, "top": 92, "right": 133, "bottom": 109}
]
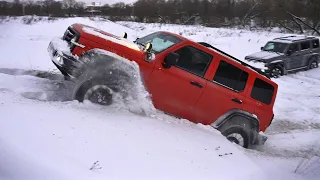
[
  {"left": 194, "top": 59, "right": 250, "bottom": 125},
  {"left": 248, "top": 76, "right": 277, "bottom": 131},
  {"left": 146, "top": 44, "right": 213, "bottom": 122}
]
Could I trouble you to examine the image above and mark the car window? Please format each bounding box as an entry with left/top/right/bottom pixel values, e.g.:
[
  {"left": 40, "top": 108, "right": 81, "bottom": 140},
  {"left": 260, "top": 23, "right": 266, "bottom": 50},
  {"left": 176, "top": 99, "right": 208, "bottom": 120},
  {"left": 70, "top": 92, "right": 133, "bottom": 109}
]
[
  {"left": 213, "top": 60, "right": 249, "bottom": 92},
  {"left": 312, "top": 39, "right": 319, "bottom": 48},
  {"left": 263, "top": 42, "right": 288, "bottom": 53},
  {"left": 174, "top": 46, "right": 213, "bottom": 77},
  {"left": 289, "top": 43, "right": 299, "bottom": 53},
  {"left": 135, "top": 32, "right": 182, "bottom": 53},
  {"left": 300, "top": 41, "right": 310, "bottom": 50},
  {"left": 251, "top": 78, "right": 274, "bottom": 105}
]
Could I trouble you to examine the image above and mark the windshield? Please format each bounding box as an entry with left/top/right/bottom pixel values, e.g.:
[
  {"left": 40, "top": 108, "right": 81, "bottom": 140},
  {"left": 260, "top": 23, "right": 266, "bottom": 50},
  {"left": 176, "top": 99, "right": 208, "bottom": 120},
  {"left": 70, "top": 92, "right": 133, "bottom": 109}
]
[
  {"left": 135, "top": 32, "right": 182, "bottom": 53},
  {"left": 263, "top": 42, "right": 288, "bottom": 53}
]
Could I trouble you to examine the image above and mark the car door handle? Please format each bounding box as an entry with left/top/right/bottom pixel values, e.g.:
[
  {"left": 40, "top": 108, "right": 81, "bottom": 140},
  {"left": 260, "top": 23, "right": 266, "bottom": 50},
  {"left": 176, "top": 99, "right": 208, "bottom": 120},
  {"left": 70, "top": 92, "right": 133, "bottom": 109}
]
[
  {"left": 231, "top": 98, "right": 242, "bottom": 104},
  {"left": 190, "top": 81, "right": 203, "bottom": 88}
]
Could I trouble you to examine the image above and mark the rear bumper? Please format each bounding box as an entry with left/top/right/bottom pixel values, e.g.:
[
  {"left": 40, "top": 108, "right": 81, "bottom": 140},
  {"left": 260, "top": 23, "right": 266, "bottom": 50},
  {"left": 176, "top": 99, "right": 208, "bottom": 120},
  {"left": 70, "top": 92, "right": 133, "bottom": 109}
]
[
  {"left": 252, "top": 132, "right": 268, "bottom": 145},
  {"left": 47, "top": 39, "right": 82, "bottom": 78}
]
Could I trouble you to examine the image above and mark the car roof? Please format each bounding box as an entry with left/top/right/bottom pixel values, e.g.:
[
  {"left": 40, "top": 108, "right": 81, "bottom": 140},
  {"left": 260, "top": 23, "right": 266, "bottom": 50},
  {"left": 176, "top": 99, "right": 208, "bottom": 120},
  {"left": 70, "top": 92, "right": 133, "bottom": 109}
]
[
  {"left": 160, "top": 31, "right": 273, "bottom": 81},
  {"left": 272, "top": 35, "right": 318, "bottom": 43}
]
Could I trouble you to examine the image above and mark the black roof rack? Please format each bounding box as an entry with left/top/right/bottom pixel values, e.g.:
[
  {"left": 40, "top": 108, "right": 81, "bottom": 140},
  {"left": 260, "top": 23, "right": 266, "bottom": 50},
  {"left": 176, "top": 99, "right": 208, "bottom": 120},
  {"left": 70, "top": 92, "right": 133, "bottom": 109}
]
[
  {"left": 274, "top": 35, "right": 297, "bottom": 40},
  {"left": 197, "top": 42, "right": 270, "bottom": 79},
  {"left": 273, "top": 35, "right": 315, "bottom": 42}
]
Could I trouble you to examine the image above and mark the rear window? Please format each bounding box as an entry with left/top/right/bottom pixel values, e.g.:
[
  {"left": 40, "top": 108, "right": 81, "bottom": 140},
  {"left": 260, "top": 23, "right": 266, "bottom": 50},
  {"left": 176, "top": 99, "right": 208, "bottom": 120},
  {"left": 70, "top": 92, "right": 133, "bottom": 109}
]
[
  {"left": 301, "top": 41, "right": 310, "bottom": 50},
  {"left": 213, "top": 60, "right": 249, "bottom": 92},
  {"left": 251, "top": 78, "right": 274, "bottom": 105}
]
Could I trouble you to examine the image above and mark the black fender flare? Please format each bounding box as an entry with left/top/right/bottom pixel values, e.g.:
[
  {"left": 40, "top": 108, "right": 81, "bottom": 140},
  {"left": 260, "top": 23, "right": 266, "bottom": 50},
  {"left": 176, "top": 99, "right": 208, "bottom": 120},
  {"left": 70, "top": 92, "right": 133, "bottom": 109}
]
[
  {"left": 73, "top": 48, "right": 139, "bottom": 78},
  {"left": 267, "top": 60, "right": 287, "bottom": 75},
  {"left": 211, "top": 109, "right": 260, "bottom": 143},
  {"left": 269, "top": 60, "right": 285, "bottom": 69},
  {"left": 307, "top": 53, "right": 320, "bottom": 64}
]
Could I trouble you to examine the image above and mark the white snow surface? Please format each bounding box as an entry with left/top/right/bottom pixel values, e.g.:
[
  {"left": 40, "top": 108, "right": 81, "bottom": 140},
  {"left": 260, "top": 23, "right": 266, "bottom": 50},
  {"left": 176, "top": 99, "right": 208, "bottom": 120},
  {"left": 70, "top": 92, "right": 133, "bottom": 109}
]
[{"left": 0, "top": 16, "right": 320, "bottom": 180}]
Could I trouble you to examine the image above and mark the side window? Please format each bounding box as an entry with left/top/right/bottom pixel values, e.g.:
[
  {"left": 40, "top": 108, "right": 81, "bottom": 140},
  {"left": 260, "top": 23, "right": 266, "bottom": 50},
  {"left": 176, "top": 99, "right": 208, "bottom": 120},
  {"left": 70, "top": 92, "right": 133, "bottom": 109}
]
[
  {"left": 300, "top": 41, "right": 310, "bottom": 50},
  {"left": 312, "top": 39, "right": 319, "bottom": 48},
  {"left": 251, "top": 78, "right": 275, "bottom": 105},
  {"left": 175, "top": 46, "right": 213, "bottom": 77},
  {"left": 213, "top": 60, "right": 249, "bottom": 92},
  {"left": 289, "top": 43, "right": 299, "bottom": 53}
]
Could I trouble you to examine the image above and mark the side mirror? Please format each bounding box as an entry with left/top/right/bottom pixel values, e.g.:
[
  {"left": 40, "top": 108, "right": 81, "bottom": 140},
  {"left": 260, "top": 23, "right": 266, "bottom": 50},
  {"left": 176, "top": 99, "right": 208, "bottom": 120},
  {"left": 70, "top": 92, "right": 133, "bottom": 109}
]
[
  {"left": 145, "top": 42, "right": 152, "bottom": 52},
  {"left": 122, "top": 32, "right": 127, "bottom": 39},
  {"left": 261, "top": 47, "right": 264, "bottom": 50},
  {"left": 163, "top": 52, "right": 179, "bottom": 69}
]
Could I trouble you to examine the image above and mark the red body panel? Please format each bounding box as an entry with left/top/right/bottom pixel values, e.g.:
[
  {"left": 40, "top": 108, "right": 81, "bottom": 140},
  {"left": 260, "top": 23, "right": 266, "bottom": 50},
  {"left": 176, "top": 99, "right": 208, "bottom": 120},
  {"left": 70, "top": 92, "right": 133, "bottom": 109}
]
[{"left": 67, "top": 23, "right": 278, "bottom": 132}]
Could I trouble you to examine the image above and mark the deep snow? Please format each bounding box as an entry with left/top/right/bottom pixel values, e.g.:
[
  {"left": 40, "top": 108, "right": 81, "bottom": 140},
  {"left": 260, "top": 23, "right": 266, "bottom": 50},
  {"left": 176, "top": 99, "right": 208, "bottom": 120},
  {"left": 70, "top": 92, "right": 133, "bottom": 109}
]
[{"left": 0, "top": 16, "right": 319, "bottom": 180}]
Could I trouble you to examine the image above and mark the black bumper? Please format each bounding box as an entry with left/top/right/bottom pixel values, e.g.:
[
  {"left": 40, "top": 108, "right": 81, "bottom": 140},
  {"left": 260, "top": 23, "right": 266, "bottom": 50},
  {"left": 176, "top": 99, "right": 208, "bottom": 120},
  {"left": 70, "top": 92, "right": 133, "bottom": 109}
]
[
  {"left": 47, "top": 41, "right": 82, "bottom": 78},
  {"left": 252, "top": 132, "right": 268, "bottom": 145}
]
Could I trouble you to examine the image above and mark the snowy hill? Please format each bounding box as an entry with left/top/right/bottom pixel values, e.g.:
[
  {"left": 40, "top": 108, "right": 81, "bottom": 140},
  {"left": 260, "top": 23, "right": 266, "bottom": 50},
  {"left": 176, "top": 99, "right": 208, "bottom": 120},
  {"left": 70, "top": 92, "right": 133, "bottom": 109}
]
[{"left": 0, "top": 16, "right": 319, "bottom": 180}]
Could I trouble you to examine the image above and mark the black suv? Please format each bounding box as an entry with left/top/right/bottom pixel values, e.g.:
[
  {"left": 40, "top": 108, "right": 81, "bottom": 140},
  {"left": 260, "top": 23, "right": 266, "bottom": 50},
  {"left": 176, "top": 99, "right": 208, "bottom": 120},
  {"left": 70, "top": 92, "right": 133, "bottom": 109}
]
[{"left": 245, "top": 36, "right": 320, "bottom": 78}]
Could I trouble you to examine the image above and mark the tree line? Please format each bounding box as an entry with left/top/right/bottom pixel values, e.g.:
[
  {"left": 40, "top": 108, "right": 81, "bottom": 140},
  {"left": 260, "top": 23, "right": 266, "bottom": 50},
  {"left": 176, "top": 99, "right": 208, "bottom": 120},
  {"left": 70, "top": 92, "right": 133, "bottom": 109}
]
[{"left": 0, "top": 0, "right": 319, "bottom": 35}]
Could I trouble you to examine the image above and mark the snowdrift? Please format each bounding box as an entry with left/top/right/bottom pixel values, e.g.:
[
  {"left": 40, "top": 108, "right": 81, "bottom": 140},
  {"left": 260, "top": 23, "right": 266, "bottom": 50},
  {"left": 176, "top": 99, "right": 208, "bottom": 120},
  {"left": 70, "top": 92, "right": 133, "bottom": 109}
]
[{"left": 0, "top": 16, "right": 319, "bottom": 180}]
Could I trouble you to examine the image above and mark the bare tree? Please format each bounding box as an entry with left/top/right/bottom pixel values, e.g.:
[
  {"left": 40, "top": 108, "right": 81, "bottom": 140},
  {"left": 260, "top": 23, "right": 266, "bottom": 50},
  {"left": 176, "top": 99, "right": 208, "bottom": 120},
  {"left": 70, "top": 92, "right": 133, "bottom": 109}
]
[{"left": 62, "top": 0, "right": 77, "bottom": 16}]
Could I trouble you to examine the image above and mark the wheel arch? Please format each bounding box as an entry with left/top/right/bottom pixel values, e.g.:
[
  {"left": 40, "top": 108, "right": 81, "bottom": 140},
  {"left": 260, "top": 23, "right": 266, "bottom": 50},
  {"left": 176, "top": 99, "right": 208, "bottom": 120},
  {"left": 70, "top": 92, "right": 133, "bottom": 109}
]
[
  {"left": 269, "top": 60, "right": 285, "bottom": 69},
  {"left": 307, "top": 53, "right": 320, "bottom": 63},
  {"left": 211, "top": 109, "right": 260, "bottom": 143},
  {"left": 305, "top": 53, "right": 320, "bottom": 69},
  {"left": 73, "top": 48, "right": 139, "bottom": 78}
]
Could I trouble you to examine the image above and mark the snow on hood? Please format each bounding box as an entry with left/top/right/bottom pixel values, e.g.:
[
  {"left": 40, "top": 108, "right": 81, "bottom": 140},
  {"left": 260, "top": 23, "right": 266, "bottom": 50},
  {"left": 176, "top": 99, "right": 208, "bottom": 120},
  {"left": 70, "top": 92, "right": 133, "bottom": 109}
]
[
  {"left": 49, "top": 37, "right": 73, "bottom": 56},
  {"left": 82, "top": 26, "right": 141, "bottom": 51},
  {"left": 242, "top": 60, "right": 268, "bottom": 71},
  {"left": 247, "top": 51, "right": 284, "bottom": 60}
]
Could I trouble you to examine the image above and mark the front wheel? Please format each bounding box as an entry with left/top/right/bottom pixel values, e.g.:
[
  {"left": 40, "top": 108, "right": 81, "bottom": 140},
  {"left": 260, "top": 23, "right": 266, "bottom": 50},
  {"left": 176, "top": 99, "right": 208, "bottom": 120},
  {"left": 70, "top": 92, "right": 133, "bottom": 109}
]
[
  {"left": 221, "top": 126, "right": 250, "bottom": 148},
  {"left": 74, "top": 78, "right": 114, "bottom": 106},
  {"left": 269, "top": 66, "right": 283, "bottom": 78}
]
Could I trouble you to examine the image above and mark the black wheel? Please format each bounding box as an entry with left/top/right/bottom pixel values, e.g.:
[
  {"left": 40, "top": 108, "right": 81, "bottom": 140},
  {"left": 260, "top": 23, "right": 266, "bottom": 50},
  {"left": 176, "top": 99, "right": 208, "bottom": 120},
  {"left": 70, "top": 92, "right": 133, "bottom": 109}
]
[
  {"left": 269, "top": 66, "right": 283, "bottom": 78},
  {"left": 74, "top": 78, "right": 114, "bottom": 106},
  {"left": 307, "top": 58, "right": 319, "bottom": 70},
  {"left": 221, "top": 126, "right": 250, "bottom": 148}
]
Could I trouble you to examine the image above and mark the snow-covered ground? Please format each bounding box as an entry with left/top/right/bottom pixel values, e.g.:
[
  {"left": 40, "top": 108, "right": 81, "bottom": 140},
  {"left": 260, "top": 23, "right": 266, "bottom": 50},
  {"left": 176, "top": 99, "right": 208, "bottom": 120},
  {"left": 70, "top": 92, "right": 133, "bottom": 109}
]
[{"left": 0, "top": 16, "right": 319, "bottom": 180}]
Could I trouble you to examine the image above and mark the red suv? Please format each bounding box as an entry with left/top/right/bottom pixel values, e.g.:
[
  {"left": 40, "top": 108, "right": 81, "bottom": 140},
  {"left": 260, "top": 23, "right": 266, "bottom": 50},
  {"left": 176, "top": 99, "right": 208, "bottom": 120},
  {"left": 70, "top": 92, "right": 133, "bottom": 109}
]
[{"left": 47, "top": 23, "right": 278, "bottom": 148}]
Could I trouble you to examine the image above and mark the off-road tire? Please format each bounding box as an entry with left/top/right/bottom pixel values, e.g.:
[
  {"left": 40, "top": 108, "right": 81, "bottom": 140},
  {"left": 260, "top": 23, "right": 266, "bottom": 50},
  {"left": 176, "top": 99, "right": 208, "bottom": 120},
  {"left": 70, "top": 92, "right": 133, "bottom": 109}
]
[
  {"left": 73, "top": 78, "right": 114, "bottom": 105},
  {"left": 73, "top": 69, "right": 132, "bottom": 106},
  {"left": 269, "top": 65, "right": 283, "bottom": 78},
  {"left": 221, "top": 126, "right": 250, "bottom": 148},
  {"left": 307, "top": 57, "right": 319, "bottom": 70},
  {"left": 71, "top": 50, "right": 135, "bottom": 106}
]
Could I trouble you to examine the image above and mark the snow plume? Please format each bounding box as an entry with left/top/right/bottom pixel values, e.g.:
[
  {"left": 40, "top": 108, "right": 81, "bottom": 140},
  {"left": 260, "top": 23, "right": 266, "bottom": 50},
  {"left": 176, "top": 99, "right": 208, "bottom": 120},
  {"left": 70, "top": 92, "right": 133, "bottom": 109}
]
[{"left": 79, "top": 48, "right": 156, "bottom": 117}]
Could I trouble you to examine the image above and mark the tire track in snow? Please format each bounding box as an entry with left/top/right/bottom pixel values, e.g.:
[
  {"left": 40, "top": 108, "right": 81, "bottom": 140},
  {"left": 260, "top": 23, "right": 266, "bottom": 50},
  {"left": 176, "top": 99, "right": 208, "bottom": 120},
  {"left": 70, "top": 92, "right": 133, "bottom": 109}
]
[{"left": 0, "top": 68, "right": 74, "bottom": 102}]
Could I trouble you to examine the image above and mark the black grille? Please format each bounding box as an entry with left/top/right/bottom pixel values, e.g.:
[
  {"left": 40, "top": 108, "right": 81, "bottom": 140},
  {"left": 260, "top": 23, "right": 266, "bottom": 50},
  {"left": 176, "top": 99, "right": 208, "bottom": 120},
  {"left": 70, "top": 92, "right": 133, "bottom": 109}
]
[{"left": 62, "top": 26, "right": 80, "bottom": 51}]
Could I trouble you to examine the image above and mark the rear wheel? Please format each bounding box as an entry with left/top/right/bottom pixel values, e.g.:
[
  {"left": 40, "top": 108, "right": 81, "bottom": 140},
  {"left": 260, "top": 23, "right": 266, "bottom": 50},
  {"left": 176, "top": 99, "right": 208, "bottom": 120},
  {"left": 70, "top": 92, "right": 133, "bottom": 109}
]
[
  {"left": 221, "top": 126, "right": 250, "bottom": 148},
  {"left": 307, "top": 58, "right": 319, "bottom": 70}
]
